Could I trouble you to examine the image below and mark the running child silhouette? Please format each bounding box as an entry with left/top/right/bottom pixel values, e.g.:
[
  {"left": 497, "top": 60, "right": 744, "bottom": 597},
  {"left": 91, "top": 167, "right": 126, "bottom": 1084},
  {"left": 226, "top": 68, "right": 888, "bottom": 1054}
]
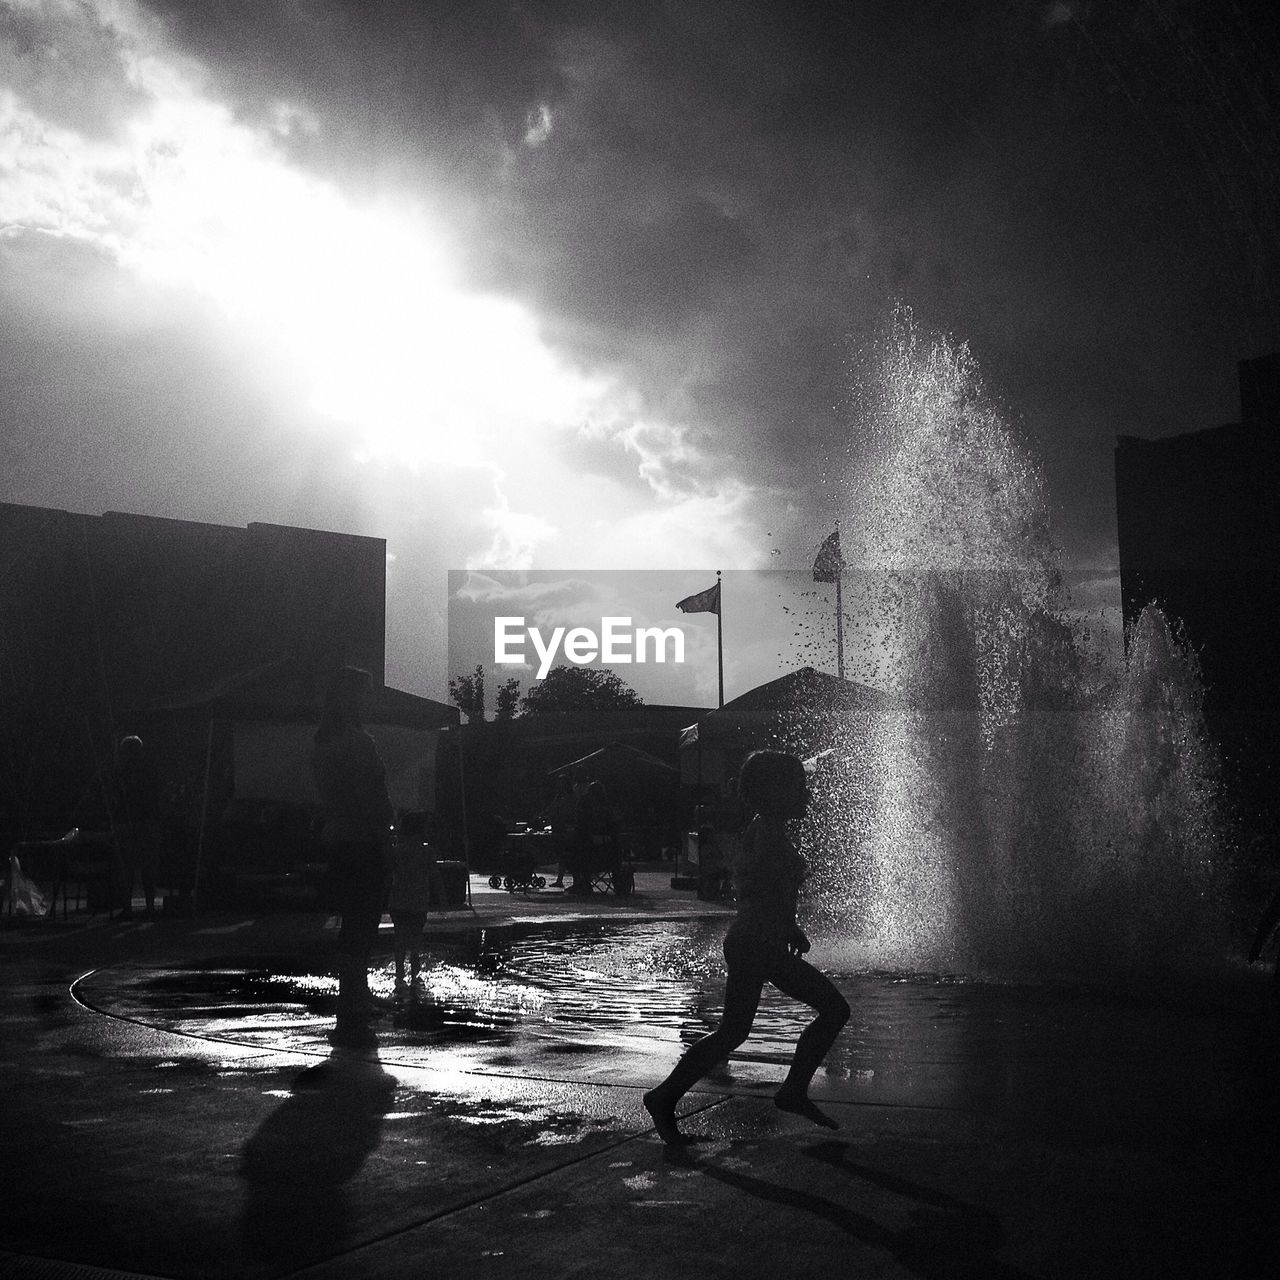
[{"left": 644, "top": 749, "right": 850, "bottom": 1145}]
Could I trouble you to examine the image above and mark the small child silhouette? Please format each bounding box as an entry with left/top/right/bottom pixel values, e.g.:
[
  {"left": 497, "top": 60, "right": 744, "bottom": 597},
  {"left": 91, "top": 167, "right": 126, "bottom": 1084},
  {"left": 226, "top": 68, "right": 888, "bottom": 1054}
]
[
  {"left": 645, "top": 750, "right": 850, "bottom": 1145},
  {"left": 389, "top": 813, "right": 445, "bottom": 997}
]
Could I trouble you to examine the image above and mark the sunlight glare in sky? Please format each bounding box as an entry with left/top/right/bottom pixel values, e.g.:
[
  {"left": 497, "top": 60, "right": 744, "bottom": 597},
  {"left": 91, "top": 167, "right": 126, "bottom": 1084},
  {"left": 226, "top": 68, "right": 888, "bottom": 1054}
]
[
  {"left": 2, "top": 20, "right": 607, "bottom": 469},
  {"left": 123, "top": 91, "right": 607, "bottom": 466},
  {"left": 0, "top": 0, "right": 771, "bottom": 579}
]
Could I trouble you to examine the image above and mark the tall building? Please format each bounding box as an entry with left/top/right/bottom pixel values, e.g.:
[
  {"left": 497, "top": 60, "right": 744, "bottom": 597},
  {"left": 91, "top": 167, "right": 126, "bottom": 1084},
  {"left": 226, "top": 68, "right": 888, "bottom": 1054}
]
[
  {"left": 1115, "top": 354, "right": 1280, "bottom": 833},
  {"left": 0, "top": 503, "right": 448, "bottom": 834}
]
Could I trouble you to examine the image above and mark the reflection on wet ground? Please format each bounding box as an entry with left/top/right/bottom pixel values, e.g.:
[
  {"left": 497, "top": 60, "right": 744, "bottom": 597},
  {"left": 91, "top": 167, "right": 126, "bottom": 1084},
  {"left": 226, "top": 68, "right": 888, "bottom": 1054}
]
[
  {"left": 73, "top": 917, "right": 1263, "bottom": 1136},
  {"left": 14, "top": 918, "right": 1276, "bottom": 1280},
  {"left": 80, "top": 920, "right": 729, "bottom": 1053}
]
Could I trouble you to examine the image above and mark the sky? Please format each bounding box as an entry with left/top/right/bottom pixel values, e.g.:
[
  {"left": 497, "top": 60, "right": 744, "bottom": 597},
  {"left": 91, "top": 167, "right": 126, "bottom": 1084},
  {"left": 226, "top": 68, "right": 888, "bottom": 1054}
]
[
  {"left": 447, "top": 565, "right": 1118, "bottom": 711},
  {"left": 448, "top": 569, "right": 872, "bottom": 709},
  {"left": 3, "top": 0, "right": 1278, "bottom": 701}
]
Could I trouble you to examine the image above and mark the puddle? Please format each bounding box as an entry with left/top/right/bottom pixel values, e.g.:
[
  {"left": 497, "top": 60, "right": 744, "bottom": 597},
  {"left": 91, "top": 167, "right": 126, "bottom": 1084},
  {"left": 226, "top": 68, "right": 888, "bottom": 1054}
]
[{"left": 79, "top": 918, "right": 1265, "bottom": 1127}]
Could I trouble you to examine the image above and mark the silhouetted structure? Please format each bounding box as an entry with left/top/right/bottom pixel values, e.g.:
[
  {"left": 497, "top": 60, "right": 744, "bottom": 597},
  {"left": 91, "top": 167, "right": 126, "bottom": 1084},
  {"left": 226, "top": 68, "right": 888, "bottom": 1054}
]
[
  {"left": 443, "top": 704, "right": 707, "bottom": 865},
  {"left": 678, "top": 666, "right": 890, "bottom": 789},
  {"left": 0, "top": 504, "right": 455, "bottom": 847},
  {"left": 1115, "top": 354, "right": 1280, "bottom": 841}
]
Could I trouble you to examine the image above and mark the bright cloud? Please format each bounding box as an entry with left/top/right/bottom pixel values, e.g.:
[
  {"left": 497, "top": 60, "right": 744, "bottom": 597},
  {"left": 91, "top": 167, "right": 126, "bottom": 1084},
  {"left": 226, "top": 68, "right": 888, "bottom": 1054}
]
[
  {"left": 524, "top": 102, "right": 554, "bottom": 147},
  {"left": 2, "top": 23, "right": 610, "bottom": 467},
  {"left": 552, "top": 476, "right": 781, "bottom": 570},
  {"left": 0, "top": 0, "right": 783, "bottom": 585},
  {"left": 474, "top": 477, "right": 559, "bottom": 568}
]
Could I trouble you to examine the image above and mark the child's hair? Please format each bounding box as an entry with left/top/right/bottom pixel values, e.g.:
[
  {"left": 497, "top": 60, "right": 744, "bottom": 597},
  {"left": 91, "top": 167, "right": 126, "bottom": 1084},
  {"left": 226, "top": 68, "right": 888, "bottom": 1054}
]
[{"left": 738, "top": 750, "right": 805, "bottom": 816}]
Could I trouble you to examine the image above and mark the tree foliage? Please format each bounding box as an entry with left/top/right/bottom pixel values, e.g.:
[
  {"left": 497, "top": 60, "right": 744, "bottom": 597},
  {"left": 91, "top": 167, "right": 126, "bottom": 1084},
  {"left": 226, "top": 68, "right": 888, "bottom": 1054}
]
[
  {"left": 494, "top": 677, "right": 521, "bottom": 722},
  {"left": 519, "top": 665, "right": 643, "bottom": 717},
  {"left": 449, "top": 667, "right": 524, "bottom": 723},
  {"left": 448, "top": 664, "right": 485, "bottom": 723}
]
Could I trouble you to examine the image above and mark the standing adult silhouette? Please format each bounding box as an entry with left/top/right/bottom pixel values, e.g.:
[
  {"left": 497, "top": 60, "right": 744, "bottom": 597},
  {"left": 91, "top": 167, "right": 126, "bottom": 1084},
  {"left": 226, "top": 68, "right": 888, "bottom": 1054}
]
[
  {"left": 311, "top": 667, "right": 394, "bottom": 1048},
  {"left": 111, "top": 734, "right": 163, "bottom": 919}
]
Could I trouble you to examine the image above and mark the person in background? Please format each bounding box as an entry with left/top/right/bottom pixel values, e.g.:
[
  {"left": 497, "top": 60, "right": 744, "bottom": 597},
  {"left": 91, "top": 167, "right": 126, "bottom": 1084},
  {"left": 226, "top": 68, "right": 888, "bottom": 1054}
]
[
  {"left": 543, "top": 774, "right": 577, "bottom": 888},
  {"left": 389, "top": 812, "right": 445, "bottom": 998},
  {"left": 696, "top": 826, "right": 729, "bottom": 901},
  {"left": 111, "top": 734, "right": 163, "bottom": 920},
  {"left": 311, "top": 666, "right": 394, "bottom": 1049},
  {"left": 567, "top": 779, "right": 619, "bottom": 897},
  {"left": 644, "top": 750, "right": 850, "bottom": 1145}
]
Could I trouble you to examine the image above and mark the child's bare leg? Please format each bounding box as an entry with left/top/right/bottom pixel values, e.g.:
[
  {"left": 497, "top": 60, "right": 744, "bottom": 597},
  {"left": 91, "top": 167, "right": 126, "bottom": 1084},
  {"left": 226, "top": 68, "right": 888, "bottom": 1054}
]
[
  {"left": 642, "top": 1088, "right": 689, "bottom": 1145},
  {"left": 770, "top": 956, "right": 849, "bottom": 1129},
  {"left": 645, "top": 970, "right": 761, "bottom": 1145}
]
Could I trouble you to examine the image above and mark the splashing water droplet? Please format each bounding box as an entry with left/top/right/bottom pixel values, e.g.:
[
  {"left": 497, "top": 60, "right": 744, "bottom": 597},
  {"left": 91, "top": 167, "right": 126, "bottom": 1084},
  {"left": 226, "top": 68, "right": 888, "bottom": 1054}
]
[{"left": 800, "top": 311, "right": 1228, "bottom": 982}]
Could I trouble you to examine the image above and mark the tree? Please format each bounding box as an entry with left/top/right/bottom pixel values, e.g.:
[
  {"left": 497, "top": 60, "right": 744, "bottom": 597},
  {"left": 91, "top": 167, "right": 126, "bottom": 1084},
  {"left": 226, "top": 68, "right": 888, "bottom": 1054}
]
[
  {"left": 520, "top": 666, "right": 643, "bottom": 718},
  {"left": 494, "top": 677, "right": 521, "bottom": 722},
  {"left": 448, "top": 664, "right": 486, "bottom": 723}
]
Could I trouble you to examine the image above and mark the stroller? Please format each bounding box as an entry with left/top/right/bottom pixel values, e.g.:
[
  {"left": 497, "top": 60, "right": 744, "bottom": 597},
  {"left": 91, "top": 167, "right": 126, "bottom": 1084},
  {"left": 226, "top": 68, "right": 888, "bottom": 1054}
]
[{"left": 488, "top": 834, "right": 547, "bottom": 893}]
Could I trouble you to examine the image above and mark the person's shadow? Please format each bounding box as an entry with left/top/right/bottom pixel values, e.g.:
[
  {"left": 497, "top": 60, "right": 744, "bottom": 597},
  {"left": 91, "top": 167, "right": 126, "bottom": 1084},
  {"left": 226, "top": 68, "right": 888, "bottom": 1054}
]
[
  {"left": 239, "top": 1049, "right": 395, "bottom": 1269},
  {"left": 669, "top": 1137, "right": 1035, "bottom": 1280}
]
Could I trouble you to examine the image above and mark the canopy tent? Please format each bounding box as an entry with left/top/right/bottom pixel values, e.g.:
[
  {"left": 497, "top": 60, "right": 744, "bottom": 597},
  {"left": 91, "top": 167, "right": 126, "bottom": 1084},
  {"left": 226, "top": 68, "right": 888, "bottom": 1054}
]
[
  {"left": 672, "top": 668, "right": 892, "bottom": 884},
  {"left": 137, "top": 658, "right": 461, "bottom": 910},
  {"left": 679, "top": 666, "right": 890, "bottom": 788},
  {"left": 150, "top": 656, "right": 458, "bottom": 810},
  {"left": 548, "top": 741, "right": 679, "bottom": 829},
  {"left": 550, "top": 741, "right": 678, "bottom": 779}
]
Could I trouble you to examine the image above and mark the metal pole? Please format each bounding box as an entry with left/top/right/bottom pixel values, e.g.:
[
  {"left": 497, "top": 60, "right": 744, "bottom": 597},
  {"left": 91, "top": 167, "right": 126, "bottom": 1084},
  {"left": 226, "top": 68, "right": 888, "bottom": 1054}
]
[
  {"left": 192, "top": 718, "right": 216, "bottom": 918},
  {"left": 836, "top": 569, "right": 844, "bottom": 680},
  {"left": 716, "top": 569, "right": 724, "bottom": 709},
  {"left": 457, "top": 729, "right": 471, "bottom": 868}
]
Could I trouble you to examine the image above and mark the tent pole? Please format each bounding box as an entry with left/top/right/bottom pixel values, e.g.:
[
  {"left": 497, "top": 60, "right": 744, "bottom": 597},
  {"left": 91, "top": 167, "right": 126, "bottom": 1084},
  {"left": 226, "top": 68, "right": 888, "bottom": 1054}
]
[
  {"left": 457, "top": 729, "right": 471, "bottom": 873},
  {"left": 458, "top": 732, "right": 473, "bottom": 909},
  {"left": 192, "top": 718, "right": 216, "bottom": 918}
]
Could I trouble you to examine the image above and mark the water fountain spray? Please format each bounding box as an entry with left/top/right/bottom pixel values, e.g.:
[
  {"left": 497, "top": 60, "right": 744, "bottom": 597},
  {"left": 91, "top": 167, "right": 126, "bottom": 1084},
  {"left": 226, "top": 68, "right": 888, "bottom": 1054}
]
[{"left": 802, "top": 311, "right": 1227, "bottom": 981}]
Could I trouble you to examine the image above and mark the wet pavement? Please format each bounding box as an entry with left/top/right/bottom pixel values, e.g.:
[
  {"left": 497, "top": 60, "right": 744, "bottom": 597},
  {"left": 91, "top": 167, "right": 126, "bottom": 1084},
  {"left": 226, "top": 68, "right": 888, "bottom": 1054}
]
[{"left": 2, "top": 872, "right": 1279, "bottom": 1279}]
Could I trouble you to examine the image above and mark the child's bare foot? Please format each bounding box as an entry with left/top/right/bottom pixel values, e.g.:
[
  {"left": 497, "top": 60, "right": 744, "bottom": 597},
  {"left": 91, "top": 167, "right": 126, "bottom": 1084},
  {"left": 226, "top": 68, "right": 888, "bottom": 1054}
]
[
  {"left": 643, "top": 1089, "right": 697, "bottom": 1146},
  {"left": 774, "top": 1088, "right": 839, "bottom": 1130}
]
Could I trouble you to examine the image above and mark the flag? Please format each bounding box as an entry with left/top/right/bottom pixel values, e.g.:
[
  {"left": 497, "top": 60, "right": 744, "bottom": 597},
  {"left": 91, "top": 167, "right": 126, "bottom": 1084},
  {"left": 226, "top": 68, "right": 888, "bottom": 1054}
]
[
  {"left": 812, "top": 529, "right": 844, "bottom": 583},
  {"left": 676, "top": 581, "right": 720, "bottom": 614}
]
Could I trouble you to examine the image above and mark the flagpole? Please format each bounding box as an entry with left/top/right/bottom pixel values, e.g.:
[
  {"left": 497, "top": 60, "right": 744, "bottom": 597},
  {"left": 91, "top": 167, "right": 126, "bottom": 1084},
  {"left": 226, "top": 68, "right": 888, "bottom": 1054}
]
[
  {"left": 814, "top": 525, "right": 845, "bottom": 681},
  {"left": 716, "top": 569, "right": 724, "bottom": 709},
  {"left": 835, "top": 568, "right": 844, "bottom": 680}
]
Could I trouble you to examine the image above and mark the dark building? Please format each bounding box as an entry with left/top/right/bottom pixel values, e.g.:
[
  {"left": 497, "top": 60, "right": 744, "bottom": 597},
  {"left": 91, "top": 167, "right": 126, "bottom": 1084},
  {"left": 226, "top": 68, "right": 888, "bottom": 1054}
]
[
  {"left": 1115, "top": 354, "right": 1280, "bottom": 836},
  {"left": 0, "top": 503, "right": 452, "bottom": 839}
]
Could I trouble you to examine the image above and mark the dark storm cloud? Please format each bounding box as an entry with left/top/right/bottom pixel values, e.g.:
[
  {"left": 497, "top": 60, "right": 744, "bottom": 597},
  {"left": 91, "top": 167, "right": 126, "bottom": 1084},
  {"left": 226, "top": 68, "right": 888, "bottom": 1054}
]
[
  {"left": 0, "top": 0, "right": 151, "bottom": 139},
  {"left": 127, "top": 1, "right": 1280, "bottom": 554},
  {"left": 131, "top": 0, "right": 923, "bottom": 488},
  {"left": 139, "top": 0, "right": 565, "bottom": 181}
]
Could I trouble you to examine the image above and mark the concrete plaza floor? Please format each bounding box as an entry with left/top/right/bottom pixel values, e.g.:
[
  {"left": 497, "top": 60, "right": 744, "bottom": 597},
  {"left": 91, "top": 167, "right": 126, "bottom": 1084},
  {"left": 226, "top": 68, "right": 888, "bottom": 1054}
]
[{"left": 2, "top": 872, "right": 1279, "bottom": 1280}]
